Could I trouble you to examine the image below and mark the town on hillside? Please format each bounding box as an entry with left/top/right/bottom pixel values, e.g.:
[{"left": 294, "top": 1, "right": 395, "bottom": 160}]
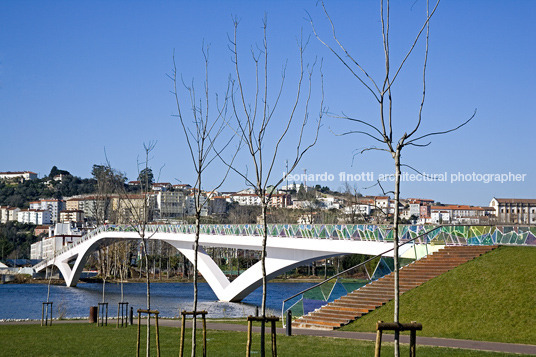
[{"left": 1, "top": 168, "right": 535, "bottom": 265}]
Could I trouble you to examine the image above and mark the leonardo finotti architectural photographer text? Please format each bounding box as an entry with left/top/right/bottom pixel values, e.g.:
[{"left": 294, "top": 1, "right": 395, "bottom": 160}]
[{"left": 282, "top": 171, "right": 527, "bottom": 184}]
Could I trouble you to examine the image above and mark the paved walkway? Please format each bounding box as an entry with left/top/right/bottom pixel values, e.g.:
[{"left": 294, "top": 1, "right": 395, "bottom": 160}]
[
  {"left": 202, "top": 322, "right": 536, "bottom": 355},
  {"left": 2, "top": 319, "right": 535, "bottom": 355}
]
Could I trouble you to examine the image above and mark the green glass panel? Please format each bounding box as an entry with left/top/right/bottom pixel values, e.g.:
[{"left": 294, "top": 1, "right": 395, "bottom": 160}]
[
  {"left": 340, "top": 279, "right": 369, "bottom": 293},
  {"left": 289, "top": 300, "right": 304, "bottom": 317},
  {"left": 515, "top": 233, "right": 526, "bottom": 244},
  {"left": 319, "top": 279, "right": 337, "bottom": 300},
  {"left": 303, "top": 286, "right": 326, "bottom": 301}
]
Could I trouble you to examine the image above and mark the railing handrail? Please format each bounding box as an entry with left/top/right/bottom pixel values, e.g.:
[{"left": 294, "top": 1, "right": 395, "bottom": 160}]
[
  {"left": 281, "top": 225, "right": 443, "bottom": 310},
  {"left": 33, "top": 223, "right": 431, "bottom": 268},
  {"left": 34, "top": 223, "right": 533, "bottom": 270}
]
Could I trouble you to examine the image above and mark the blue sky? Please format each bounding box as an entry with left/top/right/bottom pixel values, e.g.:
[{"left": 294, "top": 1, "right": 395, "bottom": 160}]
[{"left": 1, "top": 1, "right": 534, "bottom": 206}]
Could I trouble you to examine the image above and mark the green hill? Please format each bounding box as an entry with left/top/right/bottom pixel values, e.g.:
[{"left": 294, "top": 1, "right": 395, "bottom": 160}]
[{"left": 341, "top": 246, "right": 536, "bottom": 345}]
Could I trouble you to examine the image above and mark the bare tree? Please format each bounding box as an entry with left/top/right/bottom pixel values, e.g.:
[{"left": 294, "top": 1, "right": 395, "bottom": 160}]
[
  {"left": 310, "top": 1, "right": 475, "bottom": 355},
  {"left": 106, "top": 142, "right": 159, "bottom": 357},
  {"left": 91, "top": 164, "right": 126, "bottom": 308},
  {"left": 216, "top": 17, "right": 323, "bottom": 355},
  {"left": 169, "top": 46, "right": 237, "bottom": 356},
  {"left": 343, "top": 182, "right": 366, "bottom": 224}
]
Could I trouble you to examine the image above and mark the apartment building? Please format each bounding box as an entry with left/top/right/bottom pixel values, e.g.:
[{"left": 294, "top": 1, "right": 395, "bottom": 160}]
[
  {"left": 0, "top": 206, "right": 21, "bottom": 223},
  {"left": 29, "top": 199, "right": 65, "bottom": 223},
  {"left": 430, "top": 205, "right": 494, "bottom": 224},
  {"left": 17, "top": 209, "right": 51, "bottom": 225},
  {"left": 59, "top": 210, "right": 84, "bottom": 224},
  {"left": 269, "top": 194, "right": 292, "bottom": 208},
  {"left": 112, "top": 194, "right": 156, "bottom": 223},
  {"left": 156, "top": 191, "right": 186, "bottom": 220}
]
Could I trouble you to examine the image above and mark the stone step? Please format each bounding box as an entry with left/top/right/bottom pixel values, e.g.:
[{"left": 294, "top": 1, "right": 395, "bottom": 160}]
[
  {"left": 334, "top": 295, "right": 384, "bottom": 303},
  {"left": 420, "top": 257, "right": 473, "bottom": 263},
  {"left": 400, "top": 269, "right": 449, "bottom": 275},
  {"left": 302, "top": 314, "right": 352, "bottom": 324},
  {"left": 294, "top": 317, "right": 343, "bottom": 327},
  {"left": 398, "top": 272, "right": 449, "bottom": 279},
  {"left": 400, "top": 265, "right": 459, "bottom": 271},
  {"left": 324, "top": 304, "right": 376, "bottom": 313},
  {"left": 291, "top": 245, "right": 498, "bottom": 330},
  {"left": 321, "top": 305, "right": 373, "bottom": 314},
  {"left": 310, "top": 311, "right": 361, "bottom": 320},
  {"left": 329, "top": 300, "right": 381, "bottom": 310}
]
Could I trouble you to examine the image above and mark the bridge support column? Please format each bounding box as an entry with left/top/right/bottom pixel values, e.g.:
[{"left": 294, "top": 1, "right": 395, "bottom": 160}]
[{"left": 167, "top": 241, "right": 339, "bottom": 302}]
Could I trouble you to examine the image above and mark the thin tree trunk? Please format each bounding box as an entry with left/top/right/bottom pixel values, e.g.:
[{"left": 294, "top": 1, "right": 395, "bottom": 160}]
[
  {"left": 192, "top": 213, "right": 200, "bottom": 357},
  {"left": 102, "top": 278, "right": 106, "bottom": 303},
  {"left": 260, "top": 203, "right": 268, "bottom": 357},
  {"left": 393, "top": 148, "right": 401, "bottom": 357},
  {"left": 143, "top": 239, "right": 151, "bottom": 357}
]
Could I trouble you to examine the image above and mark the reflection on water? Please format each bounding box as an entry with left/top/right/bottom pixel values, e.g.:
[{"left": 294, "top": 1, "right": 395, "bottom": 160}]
[{"left": 0, "top": 282, "right": 314, "bottom": 320}]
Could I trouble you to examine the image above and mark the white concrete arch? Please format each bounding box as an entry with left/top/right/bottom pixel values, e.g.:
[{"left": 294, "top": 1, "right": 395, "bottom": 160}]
[{"left": 34, "top": 229, "right": 402, "bottom": 302}]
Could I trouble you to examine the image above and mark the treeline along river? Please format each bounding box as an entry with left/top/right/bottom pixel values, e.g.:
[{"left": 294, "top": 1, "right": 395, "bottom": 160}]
[{"left": 0, "top": 282, "right": 314, "bottom": 320}]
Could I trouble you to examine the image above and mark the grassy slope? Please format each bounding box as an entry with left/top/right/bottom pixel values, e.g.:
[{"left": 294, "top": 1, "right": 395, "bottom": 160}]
[
  {"left": 0, "top": 324, "right": 530, "bottom": 357},
  {"left": 341, "top": 246, "right": 536, "bottom": 344}
]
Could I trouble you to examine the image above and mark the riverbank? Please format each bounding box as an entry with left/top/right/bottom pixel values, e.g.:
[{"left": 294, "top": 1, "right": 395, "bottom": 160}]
[{"left": 3, "top": 274, "right": 327, "bottom": 285}]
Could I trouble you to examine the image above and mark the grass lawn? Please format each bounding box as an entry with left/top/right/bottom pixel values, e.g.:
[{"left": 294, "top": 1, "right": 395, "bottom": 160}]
[
  {"left": 0, "top": 323, "right": 532, "bottom": 356},
  {"left": 341, "top": 246, "right": 536, "bottom": 345}
]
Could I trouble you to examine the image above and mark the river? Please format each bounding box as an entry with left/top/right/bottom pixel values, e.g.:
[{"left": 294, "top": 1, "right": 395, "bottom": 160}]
[{"left": 0, "top": 282, "right": 313, "bottom": 320}]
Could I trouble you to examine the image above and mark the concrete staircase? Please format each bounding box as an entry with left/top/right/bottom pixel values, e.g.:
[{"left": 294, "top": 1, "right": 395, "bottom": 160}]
[{"left": 292, "top": 245, "right": 498, "bottom": 330}]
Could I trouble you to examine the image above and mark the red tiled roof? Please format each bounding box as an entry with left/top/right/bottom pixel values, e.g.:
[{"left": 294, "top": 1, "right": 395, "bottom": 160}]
[
  {"left": 0, "top": 171, "right": 37, "bottom": 175},
  {"left": 494, "top": 198, "right": 536, "bottom": 204}
]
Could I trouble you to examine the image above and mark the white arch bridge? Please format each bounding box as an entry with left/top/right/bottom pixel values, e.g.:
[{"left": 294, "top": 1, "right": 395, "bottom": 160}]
[{"left": 32, "top": 224, "right": 450, "bottom": 302}]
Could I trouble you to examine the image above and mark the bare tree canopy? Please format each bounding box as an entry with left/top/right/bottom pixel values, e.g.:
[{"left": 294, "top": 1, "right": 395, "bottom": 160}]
[
  {"left": 211, "top": 16, "right": 324, "bottom": 356},
  {"left": 310, "top": 1, "right": 475, "bottom": 355},
  {"left": 169, "top": 44, "right": 237, "bottom": 356}
]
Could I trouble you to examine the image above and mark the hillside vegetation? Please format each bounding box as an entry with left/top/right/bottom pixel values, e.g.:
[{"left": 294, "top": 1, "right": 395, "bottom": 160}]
[{"left": 341, "top": 246, "right": 536, "bottom": 345}]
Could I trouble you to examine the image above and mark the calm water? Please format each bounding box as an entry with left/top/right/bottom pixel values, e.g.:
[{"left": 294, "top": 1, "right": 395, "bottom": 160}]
[{"left": 0, "top": 282, "right": 313, "bottom": 320}]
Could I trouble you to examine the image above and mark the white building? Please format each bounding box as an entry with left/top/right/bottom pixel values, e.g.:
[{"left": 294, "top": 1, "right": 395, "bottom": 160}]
[
  {"left": 230, "top": 193, "right": 262, "bottom": 206},
  {"left": 152, "top": 182, "right": 171, "bottom": 192},
  {"left": 30, "top": 223, "right": 84, "bottom": 260},
  {"left": 0, "top": 206, "right": 21, "bottom": 223},
  {"left": 0, "top": 171, "right": 37, "bottom": 181},
  {"left": 0, "top": 206, "right": 11, "bottom": 223},
  {"left": 430, "top": 210, "right": 451, "bottom": 224},
  {"left": 17, "top": 209, "right": 51, "bottom": 225},
  {"left": 430, "top": 205, "right": 494, "bottom": 224},
  {"left": 344, "top": 203, "right": 372, "bottom": 216},
  {"left": 489, "top": 198, "right": 536, "bottom": 225},
  {"left": 317, "top": 196, "right": 340, "bottom": 210},
  {"left": 29, "top": 199, "right": 65, "bottom": 223}
]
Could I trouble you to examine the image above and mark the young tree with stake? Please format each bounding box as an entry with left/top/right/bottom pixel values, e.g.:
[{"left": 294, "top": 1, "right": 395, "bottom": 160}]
[
  {"left": 169, "top": 46, "right": 237, "bottom": 356},
  {"left": 310, "top": 1, "right": 475, "bottom": 355},
  {"left": 217, "top": 17, "right": 324, "bottom": 356}
]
